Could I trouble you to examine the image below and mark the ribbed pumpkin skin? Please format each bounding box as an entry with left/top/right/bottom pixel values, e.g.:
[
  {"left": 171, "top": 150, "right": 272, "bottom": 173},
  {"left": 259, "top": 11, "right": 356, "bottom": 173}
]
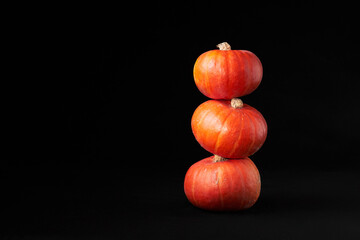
[
  {"left": 191, "top": 100, "right": 267, "bottom": 158},
  {"left": 193, "top": 50, "right": 263, "bottom": 99},
  {"left": 184, "top": 156, "right": 261, "bottom": 211}
]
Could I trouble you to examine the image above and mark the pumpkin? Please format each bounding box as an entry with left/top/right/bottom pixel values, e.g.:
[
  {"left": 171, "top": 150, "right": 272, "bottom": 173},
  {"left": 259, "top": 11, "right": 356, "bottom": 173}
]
[
  {"left": 191, "top": 98, "right": 267, "bottom": 158},
  {"left": 193, "top": 42, "right": 263, "bottom": 99},
  {"left": 184, "top": 155, "right": 261, "bottom": 211}
]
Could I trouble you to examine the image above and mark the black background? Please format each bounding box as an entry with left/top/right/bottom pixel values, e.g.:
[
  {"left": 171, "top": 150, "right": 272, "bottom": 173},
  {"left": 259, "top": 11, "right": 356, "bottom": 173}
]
[{"left": 3, "top": 2, "right": 360, "bottom": 239}]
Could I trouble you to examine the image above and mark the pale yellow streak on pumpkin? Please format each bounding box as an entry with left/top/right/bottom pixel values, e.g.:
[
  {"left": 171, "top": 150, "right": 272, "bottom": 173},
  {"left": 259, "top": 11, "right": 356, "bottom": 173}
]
[
  {"left": 216, "top": 166, "right": 224, "bottom": 210},
  {"left": 193, "top": 107, "right": 212, "bottom": 128},
  {"left": 228, "top": 111, "right": 245, "bottom": 156},
  {"left": 213, "top": 110, "right": 233, "bottom": 154}
]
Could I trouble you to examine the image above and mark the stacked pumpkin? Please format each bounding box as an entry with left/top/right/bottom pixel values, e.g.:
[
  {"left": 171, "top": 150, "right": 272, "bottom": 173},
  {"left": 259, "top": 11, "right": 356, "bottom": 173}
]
[{"left": 184, "top": 42, "right": 267, "bottom": 211}]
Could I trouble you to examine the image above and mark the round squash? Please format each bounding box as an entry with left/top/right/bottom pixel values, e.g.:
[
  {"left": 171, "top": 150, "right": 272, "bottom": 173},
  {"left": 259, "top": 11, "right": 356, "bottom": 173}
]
[
  {"left": 193, "top": 42, "right": 263, "bottom": 99},
  {"left": 184, "top": 155, "right": 261, "bottom": 211},
  {"left": 191, "top": 98, "right": 267, "bottom": 158}
]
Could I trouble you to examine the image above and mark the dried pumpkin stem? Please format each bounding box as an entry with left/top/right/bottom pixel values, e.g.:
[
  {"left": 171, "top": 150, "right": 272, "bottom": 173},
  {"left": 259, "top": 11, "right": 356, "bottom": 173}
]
[
  {"left": 214, "top": 155, "right": 227, "bottom": 162},
  {"left": 231, "top": 98, "right": 243, "bottom": 109},
  {"left": 217, "top": 42, "right": 231, "bottom": 50}
]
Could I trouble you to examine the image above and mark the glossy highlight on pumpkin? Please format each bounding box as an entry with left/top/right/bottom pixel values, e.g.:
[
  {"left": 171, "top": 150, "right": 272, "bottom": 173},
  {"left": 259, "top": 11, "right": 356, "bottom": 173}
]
[
  {"left": 191, "top": 99, "right": 267, "bottom": 158},
  {"left": 193, "top": 47, "right": 263, "bottom": 99},
  {"left": 184, "top": 156, "right": 261, "bottom": 211}
]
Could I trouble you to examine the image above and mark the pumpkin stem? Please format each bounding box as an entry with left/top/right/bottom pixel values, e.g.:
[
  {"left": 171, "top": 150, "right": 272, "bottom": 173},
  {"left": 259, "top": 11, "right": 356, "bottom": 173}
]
[
  {"left": 217, "top": 42, "right": 231, "bottom": 50},
  {"left": 231, "top": 98, "right": 243, "bottom": 109},
  {"left": 214, "top": 155, "right": 227, "bottom": 162}
]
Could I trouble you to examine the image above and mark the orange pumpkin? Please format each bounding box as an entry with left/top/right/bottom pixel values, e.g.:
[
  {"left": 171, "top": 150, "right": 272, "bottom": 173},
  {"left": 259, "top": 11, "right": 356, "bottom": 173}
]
[
  {"left": 191, "top": 98, "right": 267, "bottom": 158},
  {"left": 184, "top": 155, "right": 261, "bottom": 211},
  {"left": 193, "top": 42, "right": 263, "bottom": 99}
]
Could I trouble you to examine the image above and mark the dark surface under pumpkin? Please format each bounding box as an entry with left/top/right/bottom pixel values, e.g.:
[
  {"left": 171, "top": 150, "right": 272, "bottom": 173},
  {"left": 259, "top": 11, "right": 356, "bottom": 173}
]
[{"left": 3, "top": 168, "right": 359, "bottom": 239}]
